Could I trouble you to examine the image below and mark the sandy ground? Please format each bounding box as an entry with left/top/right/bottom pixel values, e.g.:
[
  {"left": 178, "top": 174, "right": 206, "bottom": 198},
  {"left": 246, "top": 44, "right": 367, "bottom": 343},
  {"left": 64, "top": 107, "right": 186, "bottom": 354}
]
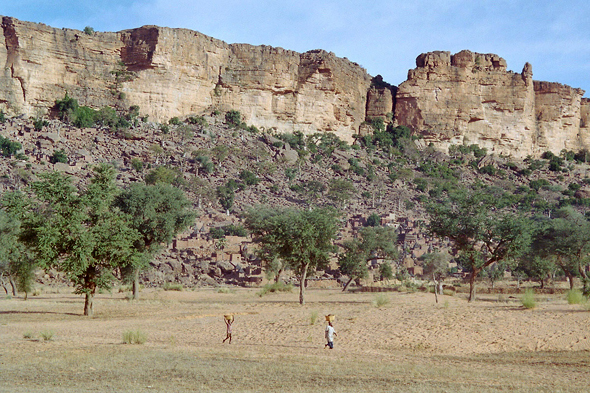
[{"left": 1, "top": 286, "right": 589, "bottom": 392}]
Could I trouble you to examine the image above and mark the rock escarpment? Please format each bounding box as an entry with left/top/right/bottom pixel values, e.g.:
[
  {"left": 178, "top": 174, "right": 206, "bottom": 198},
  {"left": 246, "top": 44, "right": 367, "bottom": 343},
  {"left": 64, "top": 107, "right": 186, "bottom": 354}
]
[
  {"left": 2, "top": 16, "right": 590, "bottom": 158},
  {"left": 395, "top": 50, "right": 589, "bottom": 158},
  {"left": 0, "top": 16, "right": 371, "bottom": 142}
]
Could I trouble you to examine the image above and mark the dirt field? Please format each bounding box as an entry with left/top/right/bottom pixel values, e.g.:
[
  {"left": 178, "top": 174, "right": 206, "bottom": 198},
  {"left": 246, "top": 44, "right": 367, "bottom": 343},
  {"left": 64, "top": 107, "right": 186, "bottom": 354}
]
[{"left": 1, "top": 285, "right": 589, "bottom": 392}]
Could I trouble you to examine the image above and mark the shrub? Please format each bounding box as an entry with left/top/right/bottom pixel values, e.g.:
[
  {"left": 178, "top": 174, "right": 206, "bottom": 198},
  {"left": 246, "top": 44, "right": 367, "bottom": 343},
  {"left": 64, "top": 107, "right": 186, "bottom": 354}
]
[
  {"left": 33, "top": 118, "right": 49, "bottom": 131},
  {"left": 566, "top": 289, "right": 586, "bottom": 305},
  {"left": 372, "top": 293, "right": 390, "bottom": 308},
  {"left": 186, "top": 115, "right": 208, "bottom": 127},
  {"left": 145, "top": 166, "right": 181, "bottom": 185},
  {"left": 169, "top": 117, "right": 181, "bottom": 125},
  {"left": 73, "top": 106, "right": 97, "bottom": 128},
  {"left": 0, "top": 110, "right": 5, "bottom": 123},
  {"left": 379, "top": 263, "right": 393, "bottom": 280},
  {"left": 55, "top": 93, "right": 79, "bottom": 121},
  {"left": 40, "top": 330, "right": 55, "bottom": 341},
  {"left": 225, "top": 110, "right": 242, "bottom": 127},
  {"left": 130, "top": 158, "right": 144, "bottom": 172},
  {"left": 239, "top": 170, "right": 259, "bottom": 186},
  {"left": 83, "top": 26, "right": 94, "bottom": 35},
  {"left": 163, "top": 282, "right": 183, "bottom": 291},
  {"left": 256, "top": 282, "right": 293, "bottom": 297},
  {"left": 310, "top": 310, "right": 319, "bottom": 325},
  {"left": 0, "top": 135, "right": 22, "bottom": 157},
  {"left": 122, "top": 329, "right": 147, "bottom": 344},
  {"left": 50, "top": 149, "right": 68, "bottom": 164},
  {"left": 521, "top": 289, "right": 536, "bottom": 309}
]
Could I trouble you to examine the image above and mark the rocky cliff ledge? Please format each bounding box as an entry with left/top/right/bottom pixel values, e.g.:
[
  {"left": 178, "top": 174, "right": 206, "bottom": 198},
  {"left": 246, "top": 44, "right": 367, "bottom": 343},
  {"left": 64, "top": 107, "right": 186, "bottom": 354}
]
[
  {"left": 2, "top": 17, "right": 590, "bottom": 158},
  {"left": 0, "top": 16, "right": 373, "bottom": 142},
  {"left": 395, "top": 50, "right": 590, "bottom": 158}
]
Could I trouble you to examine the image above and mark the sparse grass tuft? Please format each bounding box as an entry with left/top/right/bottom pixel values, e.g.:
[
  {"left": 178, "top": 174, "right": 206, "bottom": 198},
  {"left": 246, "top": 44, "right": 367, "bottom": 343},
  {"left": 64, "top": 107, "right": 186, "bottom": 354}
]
[
  {"left": 521, "top": 288, "right": 536, "bottom": 309},
  {"left": 40, "top": 330, "right": 54, "bottom": 341},
  {"left": 163, "top": 282, "right": 183, "bottom": 291},
  {"left": 372, "top": 293, "right": 390, "bottom": 308},
  {"left": 566, "top": 289, "right": 586, "bottom": 305},
  {"left": 123, "top": 329, "right": 147, "bottom": 344},
  {"left": 443, "top": 300, "right": 450, "bottom": 309},
  {"left": 217, "top": 286, "right": 235, "bottom": 294},
  {"left": 256, "top": 282, "right": 293, "bottom": 297},
  {"left": 23, "top": 331, "right": 35, "bottom": 339},
  {"left": 310, "top": 310, "right": 319, "bottom": 325}
]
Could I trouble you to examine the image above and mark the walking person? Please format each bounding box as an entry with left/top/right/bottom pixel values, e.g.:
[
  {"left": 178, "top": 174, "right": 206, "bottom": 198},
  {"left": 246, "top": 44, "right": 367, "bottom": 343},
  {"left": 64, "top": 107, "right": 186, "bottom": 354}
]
[
  {"left": 223, "top": 315, "right": 234, "bottom": 344},
  {"left": 324, "top": 321, "right": 337, "bottom": 349}
]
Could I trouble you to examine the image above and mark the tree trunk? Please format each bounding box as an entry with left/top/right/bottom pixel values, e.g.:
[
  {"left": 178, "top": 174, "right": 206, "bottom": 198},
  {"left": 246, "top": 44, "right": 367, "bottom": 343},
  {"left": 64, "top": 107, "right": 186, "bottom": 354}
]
[
  {"left": 83, "top": 268, "right": 97, "bottom": 316},
  {"left": 9, "top": 276, "right": 17, "bottom": 296},
  {"left": 468, "top": 269, "right": 479, "bottom": 302},
  {"left": 567, "top": 273, "right": 575, "bottom": 290},
  {"left": 578, "top": 264, "right": 590, "bottom": 295},
  {"left": 132, "top": 269, "right": 139, "bottom": 300},
  {"left": 274, "top": 268, "right": 283, "bottom": 284},
  {"left": 84, "top": 287, "right": 96, "bottom": 317},
  {"left": 342, "top": 276, "right": 354, "bottom": 292},
  {"left": 299, "top": 263, "right": 309, "bottom": 305},
  {"left": 432, "top": 273, "right": 438, "bottom": 303}
]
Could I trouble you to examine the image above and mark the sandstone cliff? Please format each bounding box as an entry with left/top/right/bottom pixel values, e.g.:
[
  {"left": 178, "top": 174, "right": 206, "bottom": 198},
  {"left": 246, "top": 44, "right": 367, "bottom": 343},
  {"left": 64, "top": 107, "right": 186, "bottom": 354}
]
[
  {"left": 0, "top": 16, "right": 371, "bottom": 142},
  {"left": 394, "top": 50, "right": 588, "bottom": 158},
  {"left": 2, "top": 16, "right": 590, "bottom": 158}
]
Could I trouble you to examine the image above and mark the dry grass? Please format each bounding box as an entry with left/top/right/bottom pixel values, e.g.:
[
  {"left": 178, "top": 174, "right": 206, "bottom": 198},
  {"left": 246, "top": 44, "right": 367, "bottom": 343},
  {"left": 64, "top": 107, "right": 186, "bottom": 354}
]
[{"left": 1, "top": 286, "right": 589, "bottom": 392}]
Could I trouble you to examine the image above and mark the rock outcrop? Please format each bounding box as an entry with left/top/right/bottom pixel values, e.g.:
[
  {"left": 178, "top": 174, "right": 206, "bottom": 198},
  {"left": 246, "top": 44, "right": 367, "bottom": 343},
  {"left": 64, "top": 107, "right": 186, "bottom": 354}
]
[
  {"left": 395, "top": 50, "right": 588, "bottom": 158},
  {"left": 2, "top": 16, "right": 590, "bottom": 158},
  {"left": 0, "top": 16, "right": 371, "bottom": 142}
]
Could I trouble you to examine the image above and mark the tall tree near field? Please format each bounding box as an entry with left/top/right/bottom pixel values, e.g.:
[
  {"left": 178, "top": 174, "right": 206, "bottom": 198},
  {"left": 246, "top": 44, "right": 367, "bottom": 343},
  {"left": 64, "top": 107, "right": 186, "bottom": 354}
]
[
  {"left": 338, "top": 226, "right": 398, "bottom": 291},
  {"left": 3, "top": 165, "right": 140, "bottom": 316},
  {"left": 531, "top": 207, "right": 590, "bottom": 294},
  {"left": 426, "top": 187, "right": 532, "bottom": 302},
  {"left": 115, "top": 183, "right": 196, "bottom": 299},
  {"left": 245, "top": 206, "right": 341, "bottom": 304},
  {"left": 0, "top": 209, "right": 35, "bottom": 297}
]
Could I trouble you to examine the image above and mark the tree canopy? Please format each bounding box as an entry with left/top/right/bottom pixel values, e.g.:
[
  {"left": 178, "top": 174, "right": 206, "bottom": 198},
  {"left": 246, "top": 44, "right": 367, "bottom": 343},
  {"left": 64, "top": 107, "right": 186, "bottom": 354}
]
[
  {"left": 115, "top": 183, "right": 196, "bottom": 298},
  {"left": 245, "top": 206, "right": 341, "bottom": 304},
  {"left": 2, "top": 165, "right": 141, "bottom": 316},
  {"left": 426, "top": 186, "right": 532, "bottom": 301}
]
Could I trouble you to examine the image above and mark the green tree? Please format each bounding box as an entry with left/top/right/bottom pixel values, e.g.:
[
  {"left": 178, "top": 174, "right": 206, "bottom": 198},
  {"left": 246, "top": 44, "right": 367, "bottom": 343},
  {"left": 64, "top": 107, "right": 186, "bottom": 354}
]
[
  {"left": 116, "top": 183, "right": 196, "bottom": 299},
  {"left": 50, "top": 149, "right": 68, "bottom": 164},
  {"left": 145, "top": 166, "right": 181, "bottom": 185},
  {"left": 426, "top": 187, "right": 532, "bottom": 302},
  {"left": 3, "top": 165, "right": 140, "bottom": 316},
  {"left": 217, "top": 182, "right": 236, "bottom": 215},
  {"left": 245, "top": 206, "right": 341, "bottom": 304},
  {"left": 420, "top": 251, "right": 450, "bottom": 303},
  {"left": 225, "top": 110, "right": 242, "bottom": 128},
  {"left": 327, "top": 179, "right": 355, "bottom": 207},
  {"left": 337, "top": 226, "right": 398, "bottom": 291},
  {"left": 532, "top": 207, "right": 590, "bottom": 294},
  {"left": 0, "top": 209, "right": 34, "bottom": 297},
  {"left": 0, "top": 135, "right": 22, "bottom": 158}
]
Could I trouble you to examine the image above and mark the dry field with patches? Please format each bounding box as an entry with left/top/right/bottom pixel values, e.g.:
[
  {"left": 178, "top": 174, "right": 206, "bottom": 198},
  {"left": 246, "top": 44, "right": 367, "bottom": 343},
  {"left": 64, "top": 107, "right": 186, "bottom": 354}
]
[{"left": 1, "top": 285, "right": 589, "bottom": 392}]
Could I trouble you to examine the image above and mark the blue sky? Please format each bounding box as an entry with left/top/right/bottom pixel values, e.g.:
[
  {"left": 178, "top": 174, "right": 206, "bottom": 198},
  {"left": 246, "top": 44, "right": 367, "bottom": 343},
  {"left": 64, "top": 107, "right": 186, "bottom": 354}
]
[{"left": 3, "top": 0, "right": 590, "bottom": 95}]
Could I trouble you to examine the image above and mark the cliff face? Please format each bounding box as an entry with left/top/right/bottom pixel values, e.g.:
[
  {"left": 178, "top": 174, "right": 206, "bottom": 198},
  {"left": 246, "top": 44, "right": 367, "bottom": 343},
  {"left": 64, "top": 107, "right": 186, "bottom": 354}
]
[
  {"left": 394, "top": 50, "right": 588, "bottom": 158},
  {"left": 2, "top": 16, "right": 590, "bottom": 158},
  {"left": 0, "top": 17, "right": 371, "bottom": 142}
]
